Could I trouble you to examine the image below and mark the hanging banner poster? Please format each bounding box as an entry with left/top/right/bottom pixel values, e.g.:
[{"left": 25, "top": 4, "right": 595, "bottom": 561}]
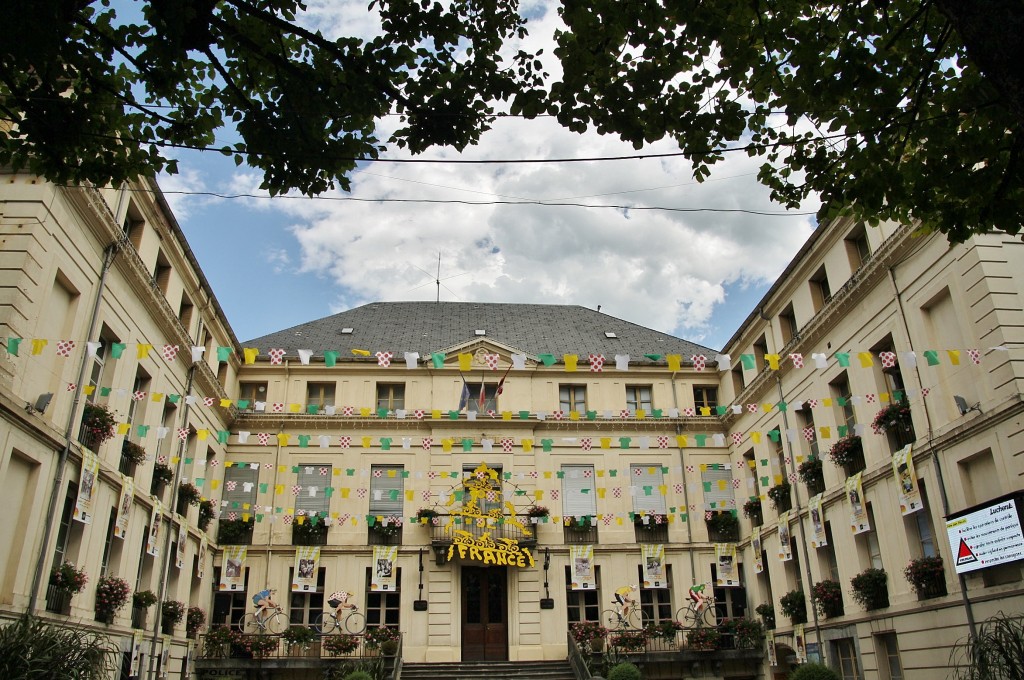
[
  {"left": 371, "top": 545, "right": 398, "bottom": 592},
  {"left": 175, "top": 514, "right": 187, "bottom": 569},
  {"left": 159, "top": 635, "right": 171, "bottom": 678},
  {"left": 185, "top": 642, "right": 195, "bottom": 677},
  {"left": 570, "top": 545, "right": 596, "bottom": 590},
  {"left": 766, "top": 630, "right": 777, "bottom": 667},
  {"left": 847, "top": 472, "right": 870, "bottom": 534},
  {"left": 196, "top": 535, "right": 207, "bottom": 579},
  {"left": 794, "top": 624, "right": 808, "bottom": 663},
  {"left": 146, "top": 500, "right": 163, "bottom": 557},
  {"left": 641, "top": 543, "right": 667, "bottom": 588},
  {"left": 809, "top": 494, "right": 827, "bottom": 548},
  {"left": 293, "top": 546, "right": 321, "bottom": 592},
  {"left": 130, "top": 630, "right": 145, "bottom": 677},
  {"left": 752, "top": 526, "right": 764, "bottom": 574},
  {"left": 220, "top": 546, "right": 247, "bottom": 591},
  {"left": 114, "top": 474, "right": 134, "bottom": 539},
  {"left": 73, "top": 450, "right": 100, "bottom": 524},
  {"left": 892, "top": 445, "right": 923, "bottom": 515},
  {"left": 715, "top": 543, "right": 739, "bottom": 586},
  {"left": 778, "top": 511, "right": 793, "bottom": 561}
]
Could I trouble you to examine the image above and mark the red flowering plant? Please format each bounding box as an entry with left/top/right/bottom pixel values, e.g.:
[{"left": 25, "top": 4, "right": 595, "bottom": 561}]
[
  {"left": 186, "top": 606, "right": 207, "bottom": 638},
  {"left": 81, "top": 403, "right": 116, "bottom": 448},
  {"left": 685, "top": 626, "right": 721, "bottom": 651},
  {"left": 872, "top": 402, "right": 913, "bottom": 433},
  {"left": 610, "top": 627, "right": 649, "bottom": 653},
  {"left": 904, "top": 556, "right": 947, "bottom": 597},
  {"left": 49, "top": 561, "right": 88, "bottom": 594},
  {"left": 239, "top": 633, "right": 280, "bottom": 658},
  {"left": 94, "top": 575, "right": 131, "bottom": 623},
  {"left": 570, "top": 620, "right": 609, "bottom": 646},
  {"left": 811, "top": 579, "right": 844, "bottom": 618},
  {"left": 363, "top": 625, "right": 400, "bottom": 650},
  {"left": 323, "top": 634, "right": 360, "bottom": 656},
  {"left": 827, "top": 435, "right": 863, "bottom": 468}
]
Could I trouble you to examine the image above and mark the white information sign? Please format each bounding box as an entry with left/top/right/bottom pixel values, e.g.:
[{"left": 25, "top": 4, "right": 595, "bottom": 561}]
[{"left": 946, "top": 497, "right": 1024, "bottom": 574}]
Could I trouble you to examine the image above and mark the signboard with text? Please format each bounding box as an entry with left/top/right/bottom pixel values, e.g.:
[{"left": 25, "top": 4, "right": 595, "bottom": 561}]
[{"left": 946, "top": 494, "right": 1024, "bottom": 574}]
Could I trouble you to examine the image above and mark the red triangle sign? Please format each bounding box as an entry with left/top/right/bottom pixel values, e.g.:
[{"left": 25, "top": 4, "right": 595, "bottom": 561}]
[{"left": 956, "top": 538, "right": 979, "bottom": 566}]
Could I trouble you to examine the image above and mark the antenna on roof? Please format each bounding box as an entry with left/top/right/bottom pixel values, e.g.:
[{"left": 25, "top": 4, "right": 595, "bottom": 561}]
[
  {"left": 406, "top": 252, "right": 468, "bottom": 302},
  {"left": 597, "top": 305, "right": 602, "bottom": 312}
]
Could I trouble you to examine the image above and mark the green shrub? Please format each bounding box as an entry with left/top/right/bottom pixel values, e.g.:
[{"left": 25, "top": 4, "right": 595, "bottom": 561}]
[
  {"left": 952, "top": 612, "right": 1024, "bottom": 680},
  {"left": 608, "top": 661, "right": 642, "bottom": 680},
  {"left": 789, "top": 663, "right": 840, "bottom": 680},
  {"left": 0, "top": 615, "right": 116, "bottom": 680},
  {"left": 342, "top": 672, "right": 374, "bottom": 680}
]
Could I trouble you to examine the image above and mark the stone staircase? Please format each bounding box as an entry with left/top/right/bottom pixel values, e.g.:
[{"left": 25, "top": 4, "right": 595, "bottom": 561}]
[{"left": 401, "top": 660, "right": 577, "bottom": 680}]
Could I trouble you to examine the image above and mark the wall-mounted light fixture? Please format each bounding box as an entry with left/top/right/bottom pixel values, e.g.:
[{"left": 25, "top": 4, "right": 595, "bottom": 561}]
[
  {"left": 954, "top": 395, "right": 982, "bottom": 416},
  {"left": 413, "top": 548, "right": 428, "bottom": 611},
  {"left": 25, "top": 392, "right": 53, "bottom": 415},
  {"left": 540, "top": 548, "right": 554, "bottom": 609}
]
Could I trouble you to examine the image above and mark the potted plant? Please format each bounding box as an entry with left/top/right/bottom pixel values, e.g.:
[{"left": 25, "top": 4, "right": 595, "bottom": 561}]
[
  {"left": 726, "top": 617, "right": 765, "bottom": 649},
  {"left": 685, "top": 626, "right": 721, "bottom": 651},
  {"left": 49, "top": 561, "right": 88, "bottom": 595},
  {"left": 570, "top": 620, "right": 609, "bottom": 651},
  {"left": 904, "top": 555, "right": 947, "bottom": 598},
  {"left": 161, "top": 599, "right": 185, "bottom": 634},
  {"left": 322, "top": 634, "right": 360, "bottom": 656},
  {"left": 416, "top": 507, "right": 440, "bottom": 524},
  {"left": 653, "top": 619, "right": 684, "bottom": 642},
  {"left": 872, "top": 402, "right": 913, "bottom": 433},
  {"left": 217, "top": 517, "right": 255, "bottom": 545},
  {"left": 610, "top": 628, "right": 648, "bottom": 653},
  {"left": 565, "top": 515, "right": 594, "bottom": 530},
  {"left": 767, "top": 482, "right": 792, "bottom": 512},
  {"left": 742, "top": 498, "right": 763, "bottom": 526},
  {"left": 151, "top": 463, "right": 174, "bottom": 495},
  {"left": 780, "top": 590, "right": 807, "bottom": 624},
  {"left": 827, "top": 435, "right": 865, "bottom": 475},
  {"left": 798, "top": 457, "right": 825, "bottom": 495},
  {"left": 755, "top": 602, "right": 776, "bottom": 630},
  {"left": 176, "top": 482, "right": 202, "bottom": 514},
  {"left": 121, "top": 440, "right": 147, "bottom": 468},
  {"left": 811, "top": 579, "right": 844, "bottom": 618},
  {"left": 94, "top": 575, "right": 131, "bottom": 624},
  {"left": 204, "top": 625, "right": 241, "bottom": 658},
  {"left": 282, "top": 625, "right": 318, "bottom": 654},
  {"left": 705, "top": 511, "right": 740, "bottom": 541},
  {"left": 851, "top": 568, "right": 889, "bottom": 610},
  {"left": 364, "top": 625, "right": 399, "bottom": 651},
  {"left": 186, "top": 606, "right": 206, "bottom": 639},
  {"left": 292, "top": 518, "right": 328, "bottom": 545},
  {"left": 240, "top": 634, "right": 280, "bottom": 658},
  {"left": 379, "top": 638, "right": 399, "bottom": 657},
  {"left": 198, "top": 500, "right": 215, "bottom": 532},
  {"left": 81, "top": 403, "right": 116, "bottom": 449},
  {"left": 526, "top": 505, "right": 550, "bottom": 522}
]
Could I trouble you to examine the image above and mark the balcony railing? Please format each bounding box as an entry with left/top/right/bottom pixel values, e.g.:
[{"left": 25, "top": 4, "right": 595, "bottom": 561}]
[
  {"left": 197, "top": 631, "right": 402, "bottom": 662},
  {"left": 427, "top": 514, "right": 539, "bottom": 547},
  {"left": 45, "top": 585, "right": 71, "bottom": 615}
]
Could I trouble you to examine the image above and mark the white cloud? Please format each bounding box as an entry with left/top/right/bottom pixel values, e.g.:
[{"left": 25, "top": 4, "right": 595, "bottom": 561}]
[{"left": 157, "top": 167, "right": 208, "bottom": 220}]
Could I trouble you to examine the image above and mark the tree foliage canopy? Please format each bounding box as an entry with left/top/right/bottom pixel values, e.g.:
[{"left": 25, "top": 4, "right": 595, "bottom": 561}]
[{"left": 1, "top": 0, "right": 1021, "bottom": 241}]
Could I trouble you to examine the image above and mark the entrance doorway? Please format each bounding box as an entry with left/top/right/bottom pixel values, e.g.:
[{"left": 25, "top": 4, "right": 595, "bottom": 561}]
[{"left": 461, "top": 566, "right": 508, "bottom": 661}]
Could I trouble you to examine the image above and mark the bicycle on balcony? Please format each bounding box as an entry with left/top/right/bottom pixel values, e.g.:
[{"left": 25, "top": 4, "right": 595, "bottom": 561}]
[
  {"left": 315, "top": 590, "right": 366, "bottom": 634},
  {"left": 239, "top": 588, "right": 288, "bottom": 634},
  {"left": 675, "top": 584, "right": 721, "bottom": 629},
  {"left": 601, "top": 585, "right": 652, "bottom": 630}
]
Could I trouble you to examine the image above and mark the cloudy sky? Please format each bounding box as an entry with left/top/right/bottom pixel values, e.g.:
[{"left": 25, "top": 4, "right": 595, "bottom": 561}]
[{"left": 157, "top": 0, "right": 819, "bottom": 349}]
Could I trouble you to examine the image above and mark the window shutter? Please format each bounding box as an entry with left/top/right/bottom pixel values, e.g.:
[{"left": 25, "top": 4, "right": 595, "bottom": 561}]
[
  {"left": 370, "top": 465, "right": 404, "bottom": 516},
  {"left": 631, "top": 465, "right": 667, "bottom": 514},
  {"left": 295, "top": 465, "right": 331, "bottom": 515},
  {"left": 223, "top": 466, "right": 259, "bottom": 510},
  {"left": 701, "top": 468, "right": 735, "bottom": 511},
  {"left": 561, "top": 465, "right": 596, "bottom": 517}
]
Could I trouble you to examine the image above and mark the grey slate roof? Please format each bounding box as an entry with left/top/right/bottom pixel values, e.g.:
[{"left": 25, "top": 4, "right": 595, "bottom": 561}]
[{"left": 243, "top": 302, "right": 717, "bottom": 364}]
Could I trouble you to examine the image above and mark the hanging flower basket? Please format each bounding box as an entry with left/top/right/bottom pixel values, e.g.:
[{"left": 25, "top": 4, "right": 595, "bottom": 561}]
[
  {"left": 705, "top": 511, "right": 740, "bottom": 541},
  {"left": 177, "top": 483, "right": 202, "bottom": 513},
  {"left": 526, "top": 505, "right": 550, "bottom": 518},
  {"left": 742, "top": 498, "right": 762, "bottom": 521},
  {"left": 50, "top": 561, "right": 88, "bottom": 595},
  {"left": 186, "top": 606, "right": 207, "bottom": 639},
  {"left": 161, "top": 600, "right": 186, "bottom": 634},
  {"left": 721, "top": 617, "right": 765, "bottom": 649},
  {"left": 416, "top": 507, "right": 440, "bottom": 523},
  {"left": 94, "top": 576, "right": 131, "bottom": 623},
  {"left": 904, "top": 556, "right": 947, "bottom": 598},
  {"left": 151, "top": 463, "right": 174, "bottom": 494},
  {"left": 811, "top": 579, "right": 844, "bottom": 618},
  {"left": 850, "top": 568, "right": 889, "bottom": 610},
  {"left": 81, "top": 403, "right": 116, "bottom": 448},
  {"left": 827, "top": 435, "right": 863, "bottom": 468},
  {"left": 872, "top": 402, "right": 913, "bottom": 433},
  {"left": 133, "top": 590, "right": 158, "bottom": 609},
  {"left": 198, "top": 500, "right": 216, "bottom": 532},
  {"left": 767, "top": 483, "right": 792, "bottom": 512},
  {"left": 564, "top": 515, "right": 595, "bottom": 530},
  {"left": 754, "top": 603, "right": 776, "bottom": 630},
  {"left": 798, "top": 457, "right": 825, "bottom": 495},
  {"left": 779, "top": 590, "right": 807, "bottom": 624},
  {"left": 121, "top": 440, "right": 148, "bottom": 466}
]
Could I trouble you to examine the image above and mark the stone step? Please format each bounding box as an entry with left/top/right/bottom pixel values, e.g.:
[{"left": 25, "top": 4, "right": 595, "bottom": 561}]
[{"left": 401, "top": 660, "right": 576, "bottom": 680}]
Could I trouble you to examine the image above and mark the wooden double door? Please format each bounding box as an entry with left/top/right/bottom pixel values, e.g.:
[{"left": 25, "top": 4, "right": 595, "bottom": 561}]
[{"left": 461, "top": 566, "right": 508, "bottom": 661}]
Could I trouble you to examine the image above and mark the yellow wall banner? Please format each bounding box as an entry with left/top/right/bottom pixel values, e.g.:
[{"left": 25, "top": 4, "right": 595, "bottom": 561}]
[
  {"left": 808, "top": 494, "right": 827, "bottom": 548},
  {"left": 715, "top": 543, "right": 738, "bottom": 586},
  {"left": 196, "top": 535, "right": 207, "bottom": 579},
  {"left": 641, "top": 544, "right": 667, "bottom": 588},
  {"left": 74, "top": 451, "right": 100, "bottom": 524},
  {"left": 175, "top": 514, "right": 187, "bottom": 569},
  {"left": 794, "top": 624, "right": 808, "bottom": 663},
  {"left": 892, "top": 445, "right": 923, "bottom": 515},
  {"left": 130, "top": 631, "right": 144, "bottom": 677},
  {"left": 570, "top": 545, "right": 596, "bottom": 590},
  {"left": 293, "top": 546, "right": 321, "bottom": 592},
  {"left": 766, "top": 630, "right": 777, "bottom": 667},
  {"left": 847, "top": 472, "right": 870, "bottom": 534},
  {"left": 752, "top": 527, "right": 763, "bottom": 574},
  {"left": 220, "top": 546, "right": 247, "bottom": 591},
  {"left": 372, "top": 545, "right": 399, "bottom": 591},
  {"left": 778, "top": 511, "right": 793, "bottom": 561},
  {"left": 114, "top": 474, "right": 133, "bottom": 539},
  {"left": 146, "top": 500, "right": 163, "bottom": 557}
]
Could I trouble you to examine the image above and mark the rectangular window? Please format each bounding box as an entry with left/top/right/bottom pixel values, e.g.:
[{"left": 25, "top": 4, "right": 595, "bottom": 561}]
[
  {"left": 874, "top": 633, "right": 904, "bottom": 680},
  {"left": 846, "top": 226, "right": 871, "bottom": 271},
  {"left": 154, "top": 251, "right": 172, "bottom": 295},
  {"left": 370, "top": 465, "right": 404, "bottom": 545},
  {"left": 693, "top": 386, "right": 718, "bottom": 410},
  {"left": 306, "top": 382, "right": 336, "bottom": 409},
  {"left": 565, "top": 566, "right": 601, "bottom": 625},
  {"left": 625, "top": 385, "right": 653, "bottom": 415},
  {"left": 830, "top": 373, "right": 856, "bottom": 432},
  {"left": 223, "top": 465, "right": 259, "bottom": 512},
  {"left": 906, "top": 481, "right": 936, "bottom": 558},
  {"left": 462, "top": 464, "right": 502, "bottom": 514},
  {"left": 753, "top": 335, "right": 768, "bottom": 369},
  {"left": 701, "top": 467, "right": 734, "bottom": 512},
  {"left": 238, "top": 382, "right": 267, "bottom": 410},
  {"left": 710, "top": 563, "right": 747, "bottom": 620},
  {"left": 295, "top": 464, "right": 332, "bottom": 519},
  {"left": 126, "top": 370, "right": 151, "bottom": 440},
  {"left": 376, "top": 383, "right": 405, "bottom": 413},
  {"left": 100, "top": 510, "right": 117, "bottom": 578},
  {"left": 464, "top": 383, "right": 499, "bottom": 413},
  {"left": 52, "top": 485, "right": 78, "bottom": 569},
  {"left": 211, "top": 567, "right": 249, "bottom": 627},
  {"left": 779, "top": 304, "right": 798, "bottom": 345},
  {"left": 798, "top": 407, "right": 819, "bottom": 460},
  {"left": 834, "top": 637, "right": 862, "bottom": 680},
  {"left": 365, "top": 567, "right": 401, "bottom": 628},
  {"left": 562, "top": 464, "right": 598, "bottom": 543},
  {"left": 559, "top": 385, "right": 587, "bottom": 413},
  {"left": 858, "top": 504, "right": 884, "bottom": 570},
  {"left": 810, "top": 266, "right": 832, "bottom": 311},
  {"left": 822, "top": 523, "right": 840, "bottom": 582},
  {"left": 638, "top": 564, "right": 673, "bottom": 625},
  {"left": 632, "top": 464, "right": 668, "bottom": 542},
  {"left": 87, "top": 327, "right": 119, "bottom": 402},
  {"left": 288, "top": 568, "right": 326, "bottom": 626}
]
